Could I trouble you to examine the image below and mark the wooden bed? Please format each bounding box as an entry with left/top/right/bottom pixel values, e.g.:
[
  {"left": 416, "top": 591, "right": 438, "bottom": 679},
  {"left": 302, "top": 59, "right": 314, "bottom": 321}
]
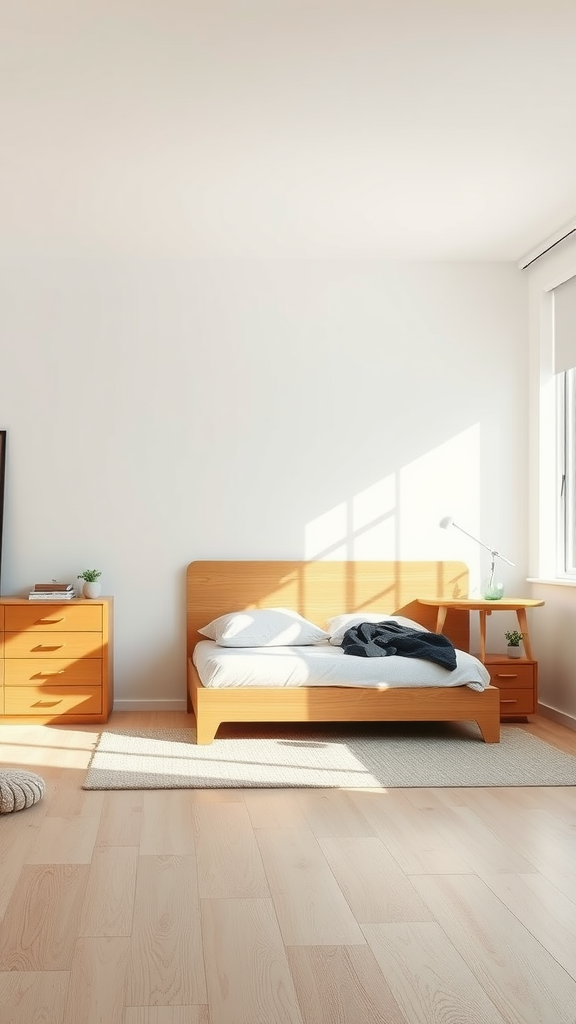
[{"left": 186, "top": 559, "right": 501, "bottom": 744}]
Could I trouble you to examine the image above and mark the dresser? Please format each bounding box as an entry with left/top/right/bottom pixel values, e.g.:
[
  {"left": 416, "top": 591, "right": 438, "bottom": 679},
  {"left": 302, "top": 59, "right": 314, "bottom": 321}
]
[{"left": 0, "top": 597, "right": 113, "bottom": 723}]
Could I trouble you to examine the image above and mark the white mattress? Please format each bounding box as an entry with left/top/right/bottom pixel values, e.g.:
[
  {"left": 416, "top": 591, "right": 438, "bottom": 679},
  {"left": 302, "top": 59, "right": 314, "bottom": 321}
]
[{"left": 192, "top": 640, "right": 491, "bottom": 692}]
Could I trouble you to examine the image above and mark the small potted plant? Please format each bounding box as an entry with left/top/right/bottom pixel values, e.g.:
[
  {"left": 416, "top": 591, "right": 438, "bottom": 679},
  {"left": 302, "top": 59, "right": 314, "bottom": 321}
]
[
  {"left": 77, "top": 569, "right": 102, "bottom": 599},
  {"left": 504, "top": 629, "right": 524, "bottom": 659}
]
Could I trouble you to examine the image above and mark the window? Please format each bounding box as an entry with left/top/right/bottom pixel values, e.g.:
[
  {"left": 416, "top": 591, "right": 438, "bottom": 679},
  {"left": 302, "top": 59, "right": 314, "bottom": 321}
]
[
  {"left": 554, "top": 275, "right": 576, "bottom": 577},
  {"left": 559, "top": 369, "right": 576, "bottom": 574},
  {"left": 525, "top": 233, "right": 576, "bottom": 585}
]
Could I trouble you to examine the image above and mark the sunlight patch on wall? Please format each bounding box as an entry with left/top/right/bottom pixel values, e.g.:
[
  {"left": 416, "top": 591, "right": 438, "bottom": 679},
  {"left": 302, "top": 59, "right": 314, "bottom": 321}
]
[
  {"left": 403, "top": 424, "right": 482, "bottom": 593},
  {"left": 304, "top": 425, "right": 481, "bottom": 589},
  {"left": 304, "top": 503, "right": 349, "bottom": 560},
  {"left": 352, "top": 477, "right": 396, "bottom": 558},
  {"left": 402, "top": 424, "right": 481, "bottom": 557}
]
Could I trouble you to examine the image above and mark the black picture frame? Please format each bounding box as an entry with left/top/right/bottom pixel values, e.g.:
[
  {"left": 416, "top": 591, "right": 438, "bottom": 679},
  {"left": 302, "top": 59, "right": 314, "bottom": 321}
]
[{"left": 0, "top": 430, "right": 5, "bottom": 594}]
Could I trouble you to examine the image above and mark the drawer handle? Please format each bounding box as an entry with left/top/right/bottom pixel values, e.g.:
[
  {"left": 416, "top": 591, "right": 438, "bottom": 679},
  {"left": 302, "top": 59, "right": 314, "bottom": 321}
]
[
  {"left": 32, "top": 700, "right": 63, "bottom": 708},
  {"left": 37, "top": 617, "right": 65, "bottom": 625},
  {"left": 496, "top": 674, "right": 518, "bottom": 679},
  {"left": 501, "top": 699, "right": 518, "bottom": 704},
  {"left": 32, "top": 644, "right": 65, "bottom": 652}
]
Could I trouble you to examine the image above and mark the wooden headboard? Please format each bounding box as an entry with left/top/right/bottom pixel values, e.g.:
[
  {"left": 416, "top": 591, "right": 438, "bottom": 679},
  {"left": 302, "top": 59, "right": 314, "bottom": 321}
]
[{"left": 186, "top": 560, "right": 470, "bottom": 655}]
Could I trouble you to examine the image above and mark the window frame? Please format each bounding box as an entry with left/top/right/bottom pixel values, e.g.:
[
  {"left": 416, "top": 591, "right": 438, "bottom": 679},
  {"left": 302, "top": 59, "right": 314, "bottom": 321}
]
[
  {"left": 560, "top": 368, "right": 576, "bottom": 577},
  {"left": 526, "top": 237, "right": 576, "bottom": 585}
]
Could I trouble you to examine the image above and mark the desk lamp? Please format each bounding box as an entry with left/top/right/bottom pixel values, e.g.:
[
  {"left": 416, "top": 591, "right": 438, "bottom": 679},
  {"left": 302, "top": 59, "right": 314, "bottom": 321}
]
[{"left": 439, "top": 516, "right": 514, "bottom": 600}]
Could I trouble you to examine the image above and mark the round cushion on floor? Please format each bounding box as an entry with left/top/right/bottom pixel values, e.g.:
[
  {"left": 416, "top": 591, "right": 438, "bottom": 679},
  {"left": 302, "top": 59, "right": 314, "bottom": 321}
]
[{"left": 0, "top": 770, "right": 46, "bottom": 813}]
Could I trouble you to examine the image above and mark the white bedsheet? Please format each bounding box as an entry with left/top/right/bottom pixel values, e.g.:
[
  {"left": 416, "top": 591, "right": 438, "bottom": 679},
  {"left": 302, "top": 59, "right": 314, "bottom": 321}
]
[{"left": 192, "top": 640, "right": 490, "bottom": 692}]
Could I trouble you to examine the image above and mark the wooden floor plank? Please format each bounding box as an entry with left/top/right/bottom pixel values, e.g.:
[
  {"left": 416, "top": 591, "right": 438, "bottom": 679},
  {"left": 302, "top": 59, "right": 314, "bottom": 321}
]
[
  {"left": 96, "top": 790, "right": 144, "bottom": 847},
  {"left": 318, "top": 837, "right": 434, "bottom": 924},
  {"left": 243, "top": 789, "right": 309, "bottom": 829},
  {"left": 125, "top": 855, "right": 207, "bottom": 1007},
  {"left": 25, "top": 814, "right": 101, "bottom": 865},
  {"left": 124, "top": 1009, "right": 210, "bottom": 1024},
  {"left": 202, "top": 897, "right": 303, "bottom": 1024},
  {"left": 533, "top": 863, "right": 576, "bottom": 903},
  {"left": 294, "top": 790, "right": 376, "bottom": 838},
  {"left": 194, "top": 802, "right": 270, "bottom": 898},
  {"left": 481, "top": 872, "right": 576, "bottom": 982},
  {"left": 0, "top": 864, "right": 89, "bottom": 971},
  {"left": 286, "top": 944, "right": 410, "bottom": 1024},
  {"left": 139, "top": 791, "right": 196, "bottom": 856},
  {"left": 62, "top": 936, "right": 130, "bottom": 1024},
  {"left": 256, "top": 827, "right": 365, "bottom": 946},
  {"left": 79, "top": 846, "right": 138, "bottom": 937},
  {"left": 0, "top": 813, "right": 43, "bottom": 920},
  {"left": 421, "top": 803, "right": 540, "bottom": 876},
  {"left": 363, "top": 921, "right": 508, "bottom": 1024},
  {"left": 48, "top": 769, "right": 105, "bottom": 818},
  {"left": 432, "top": 787, "right": 546, "bottom": 856},
  {"left": 0, "top": 970, "right": 69, "bottom": 1024},
  {"left": 349, "top": 790, "right": 474, "bottom": 874},
  {"left": 411, "top": 873, "right": 576, "bottom": 1023}
]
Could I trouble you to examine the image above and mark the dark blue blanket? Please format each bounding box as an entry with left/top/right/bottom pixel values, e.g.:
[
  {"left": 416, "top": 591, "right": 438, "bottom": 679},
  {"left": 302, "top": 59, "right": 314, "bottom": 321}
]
[{"left": 341, "top": 620, "right": 457, "bottom": 671}]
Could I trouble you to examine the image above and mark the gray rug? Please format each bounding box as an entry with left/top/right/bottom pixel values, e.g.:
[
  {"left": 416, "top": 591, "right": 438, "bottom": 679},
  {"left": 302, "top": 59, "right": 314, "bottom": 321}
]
[{"left": 82, "top": 723, "right": 576, "bottom": 789}]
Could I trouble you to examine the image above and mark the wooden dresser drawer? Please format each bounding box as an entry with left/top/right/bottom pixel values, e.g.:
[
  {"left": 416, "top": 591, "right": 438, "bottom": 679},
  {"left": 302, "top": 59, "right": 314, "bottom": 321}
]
[
  {"left": 497, "top": 688, "right": 535, "bottom": 715},
  {"left": 4, "top": 631, "right": 103, "bottom": 659},
  {"left": 5, "top": 604, "right": 102, "bottom": 633},
  {"left": 0, "top": 596, "right": 113, "bottom": 723},
  {"left": 486, "top": 663, "right": 534, "bottom": 689},
  {"left": 4, "top": 658, "right": 102, "bottom": 687},
  {"left": 4, "top": 685, "right": 103, "bottom": 716}
]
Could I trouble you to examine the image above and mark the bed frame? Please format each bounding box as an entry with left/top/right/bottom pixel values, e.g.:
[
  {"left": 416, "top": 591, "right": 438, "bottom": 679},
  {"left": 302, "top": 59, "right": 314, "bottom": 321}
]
[{"left": 186, "top": 560, "right": 501, "bottom": 744}]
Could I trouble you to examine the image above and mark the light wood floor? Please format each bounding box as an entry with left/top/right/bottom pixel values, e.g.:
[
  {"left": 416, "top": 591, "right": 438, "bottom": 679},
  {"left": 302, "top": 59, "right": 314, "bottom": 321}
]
[{"left": 1, "top": 711, "right": 576, "bottom": 1024}]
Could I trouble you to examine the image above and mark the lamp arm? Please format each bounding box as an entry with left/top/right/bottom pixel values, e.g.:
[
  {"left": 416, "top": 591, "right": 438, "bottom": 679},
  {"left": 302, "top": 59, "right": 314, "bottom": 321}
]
[
  {"left": 490, "top": 550, "right": 515, "bottom": 568},
  {"left": 452, "top": 523, "right": 494, "bottom": 555},
  {"left": 453, "top": 523, "right": 515, "bottom": 567}
]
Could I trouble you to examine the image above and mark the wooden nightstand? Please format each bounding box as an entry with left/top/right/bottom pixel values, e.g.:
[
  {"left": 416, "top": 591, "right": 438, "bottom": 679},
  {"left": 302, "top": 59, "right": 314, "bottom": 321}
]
[
  {"left": 417, "top": 597, "right": 543, "bottom": 722},
  {"left": 481, "top": 654, "right": 537, "bottom": 720},
  {"left": 417, "top": 597, "right": 544, "bottom": 662},
  {"left": 0, "top": 597, "right": 113, "bottom": 723}
]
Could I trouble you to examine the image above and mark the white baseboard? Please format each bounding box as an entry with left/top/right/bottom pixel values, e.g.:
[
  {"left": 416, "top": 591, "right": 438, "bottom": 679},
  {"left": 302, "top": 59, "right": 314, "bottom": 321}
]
[
  {"left": 113, "top": 700, "right": 188, "bottom": 712},
  {"left": 537, "top": 702, "right": 576, "bottom": 733}
]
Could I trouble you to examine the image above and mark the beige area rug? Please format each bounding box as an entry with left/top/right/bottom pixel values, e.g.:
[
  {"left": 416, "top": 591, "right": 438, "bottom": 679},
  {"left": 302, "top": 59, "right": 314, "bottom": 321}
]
[{"left": 82, "top": 722, "right": 576, "bottom": 790}]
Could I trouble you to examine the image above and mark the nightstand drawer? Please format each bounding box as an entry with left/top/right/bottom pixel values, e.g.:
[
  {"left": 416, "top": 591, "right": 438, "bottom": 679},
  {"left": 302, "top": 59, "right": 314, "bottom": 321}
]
[
  {"left": 4, "top": 685, "right": 102, "bottom": 716},
  {"left": 497, "top": 689, "right": 535, "bottom": 715},
  {"left": 4, "top": 632, "right": 103, "bottom": 659},
  {"left": 487, "top": 664, "right": 534, "bottom": 689},
  {"left": 5, "top": 605, "right": 102, "bottom": 632},
  {"left": 479, "top": 655, "right": 537, "bottom": 720},
  {"left": 4, "top": 658, "right": 102, "bottom": 687}
]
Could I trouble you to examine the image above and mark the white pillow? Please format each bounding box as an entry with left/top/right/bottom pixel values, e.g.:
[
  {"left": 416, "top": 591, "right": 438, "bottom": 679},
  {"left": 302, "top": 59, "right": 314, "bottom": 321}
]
[
  {"left": 198, "top": 607, "right": 331, "bottom": 647},
  {"left": 327, "top": 612, "right": 429, "bottom": 646}
]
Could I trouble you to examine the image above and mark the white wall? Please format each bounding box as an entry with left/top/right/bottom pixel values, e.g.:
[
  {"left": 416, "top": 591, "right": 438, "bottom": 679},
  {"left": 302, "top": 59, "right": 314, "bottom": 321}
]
[
  {"left": 0, "top": 258, "right": 528, "bottom": 706},
  {"left": 0, "top": 2, "right": 530, "bottom": 707}
]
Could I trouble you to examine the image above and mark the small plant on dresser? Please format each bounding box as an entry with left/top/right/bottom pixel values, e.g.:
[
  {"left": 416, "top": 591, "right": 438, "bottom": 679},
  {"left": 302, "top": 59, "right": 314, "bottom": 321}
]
[{"left": 77, "top": 569, "right": 102, "bottom": 599}]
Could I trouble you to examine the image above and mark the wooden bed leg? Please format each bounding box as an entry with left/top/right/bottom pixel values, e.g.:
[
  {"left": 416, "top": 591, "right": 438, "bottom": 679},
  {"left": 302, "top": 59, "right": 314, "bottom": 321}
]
[
  {"left": 476, "top": 717, "right": 501, "bottom": 743},
  {"left": 194, "top": 716, "right": 219, "bottom": 745}
]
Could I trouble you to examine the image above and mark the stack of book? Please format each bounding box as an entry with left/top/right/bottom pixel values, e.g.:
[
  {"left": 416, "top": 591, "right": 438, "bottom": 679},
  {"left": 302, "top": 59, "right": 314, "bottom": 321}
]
[{"left": 28, "top": 582, "right": 76, "bottom": 600}]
